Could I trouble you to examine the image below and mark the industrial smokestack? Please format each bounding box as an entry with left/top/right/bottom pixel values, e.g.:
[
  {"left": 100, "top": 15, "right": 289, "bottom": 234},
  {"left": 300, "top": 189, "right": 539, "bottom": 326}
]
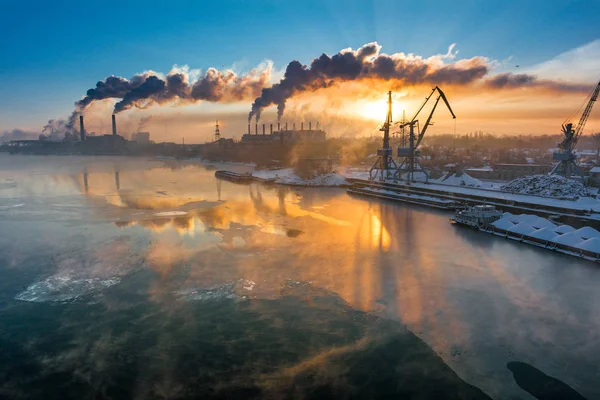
[
  {"left": 262, "top": 123, "right": 265, "bottom": 135},
  {"left": 293, "top": 122, "right": 296, "bottom": 130},
  {"left": 317, "top": 121, "right": 319, "bottom": 130},
  {"left": 248, "top": 123, "right": 250, "bottom": 135},
  {"left": 79, "top": 115, "right": 85, "bottom": 141},
  {"left": 255, "top": 123, "right": 258, "bottom": 135},
  {"left": 285, "top": 122, "right": 288, "bottom": 130},
  {"left": 309, "top": 122, "right": 312, "bottom": 130},
  {"left": 112, "top": 114, "right": 117, "bottom": 136},
  {"left": 277, "top": 122, "right": 280, "bottom": 131},
  {"left": 270, "top": 124, "right": 273, "bottom": 135},
  {"left": 301, "top": 122, "right": 304, "bottom": 131}
]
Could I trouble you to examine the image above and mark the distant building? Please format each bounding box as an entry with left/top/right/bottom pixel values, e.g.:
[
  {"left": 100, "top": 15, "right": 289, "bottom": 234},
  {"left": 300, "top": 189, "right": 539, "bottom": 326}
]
[
  {"left": 493, "top": 163, "right": 552, "bottom": 181},
  {"left": 132, "top": 132, "right": 150, "bottom": 144},
  {"left": 240, "top": 129, "right": 326, "bottom": 145},
  {"left": 588, "top": 167, "right": 600, "bottom": 187}
]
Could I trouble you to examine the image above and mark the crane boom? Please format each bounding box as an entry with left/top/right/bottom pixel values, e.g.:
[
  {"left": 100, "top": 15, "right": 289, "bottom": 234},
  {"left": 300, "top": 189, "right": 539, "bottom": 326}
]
[
  {"left": 573, "top": 80, "right": 600, "bottom": 148},
  {"left": 399, "top": 86, "right": 456, "bottom": 149}
]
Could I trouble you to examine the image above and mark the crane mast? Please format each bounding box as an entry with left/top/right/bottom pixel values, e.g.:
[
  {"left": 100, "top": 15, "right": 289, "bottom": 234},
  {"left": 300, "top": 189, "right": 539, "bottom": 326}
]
[
  {"left": 396, "top": 86, "right": 456, "bottom": 182},
  {"left": 551, "top": 80, "right": 600, "bottom": 179},
  {"left": 369, "top": 91, "right": 399, "bottom": 181}
]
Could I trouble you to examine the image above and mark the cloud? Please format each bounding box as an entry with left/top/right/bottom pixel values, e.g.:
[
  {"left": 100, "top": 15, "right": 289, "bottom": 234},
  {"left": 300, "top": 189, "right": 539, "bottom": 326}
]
[
  {"left": 76, "top": 63, "right": 273, "bottom": 115},
  {"left": 247, "top": 42, "right": 589, "bottom": 122},
  {"left": 526, "top": 39, "right": 600, "bottom": 84}
]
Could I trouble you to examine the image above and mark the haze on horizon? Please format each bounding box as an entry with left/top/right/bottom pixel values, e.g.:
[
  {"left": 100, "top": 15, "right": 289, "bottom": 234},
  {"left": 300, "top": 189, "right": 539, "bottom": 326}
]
[{"left": 1, "top": 0, "right": 599, "bottom": 143}]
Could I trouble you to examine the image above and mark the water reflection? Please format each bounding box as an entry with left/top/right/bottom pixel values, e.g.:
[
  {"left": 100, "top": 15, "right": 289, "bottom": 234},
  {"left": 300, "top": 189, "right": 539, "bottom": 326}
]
[{"left": 1, "top": 155, "right": 600, "bottom": 399}]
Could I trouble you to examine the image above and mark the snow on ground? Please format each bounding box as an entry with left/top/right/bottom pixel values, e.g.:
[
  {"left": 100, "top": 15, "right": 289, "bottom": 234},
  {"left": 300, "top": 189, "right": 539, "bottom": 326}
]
[
  {"left": 500, "top": 175, "right": 593, "bottom": 199},
  {"left": 434, "top": 171, "right": 485, "bottom": 188},
  {"left": 252, "top": 168, "right": 347, "bottom": 187}
]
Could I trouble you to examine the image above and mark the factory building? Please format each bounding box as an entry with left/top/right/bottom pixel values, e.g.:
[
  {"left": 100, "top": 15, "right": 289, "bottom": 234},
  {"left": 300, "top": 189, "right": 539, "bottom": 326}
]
[{"left": 241, "top": 122, "right": 326, "bottom": 145}]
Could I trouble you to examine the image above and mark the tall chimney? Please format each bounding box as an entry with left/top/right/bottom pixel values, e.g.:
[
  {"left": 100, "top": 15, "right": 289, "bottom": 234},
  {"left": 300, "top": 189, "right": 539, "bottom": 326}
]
[
  {"left": 112, "top": 114, "right": 117, "bottom": 136},
  {"left": 293, "top": 122, "right": 296, "bottom": 130},
  {"left": 247, "top": 124, "right": 250, "bottom": 135},
  {"left": 270, "top": 124, "right": 273, "bottom": 135},
  {"left": 309, "top": 122, "right": 312, "bottom": 130},
  {"left": 79, "top": 115, "right": 85, "bottom": 141},
  {"left": 301, "top": 122, "right": 304, "bottom": 131},
  {"left": 262, "top": 123, "right": 265, "bottom": 135},
  {"left": 255, "top": 123, "right": 258, "bottom": 135},
  {"left": 317, "top": 121, "right": 319, "bottom": 130},
  {"left": 277, "top": 122, "right": 280, "bottom": 131}
]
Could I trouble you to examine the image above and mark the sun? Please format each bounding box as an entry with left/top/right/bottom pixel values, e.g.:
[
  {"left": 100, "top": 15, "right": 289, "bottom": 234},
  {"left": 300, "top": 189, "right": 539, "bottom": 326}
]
[{"left": 353, "top": 99, "right": 406, "bottom": 122}]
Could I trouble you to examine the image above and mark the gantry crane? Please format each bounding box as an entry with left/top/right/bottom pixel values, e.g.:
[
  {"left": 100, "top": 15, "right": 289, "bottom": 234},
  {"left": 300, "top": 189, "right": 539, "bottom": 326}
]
[
  {"left": 369, "top": 91, "right": 399, "bottom": 181},
  {"left": 395, "top": 86, "right": 456, "bottom": 182},
  {"left": 550, "top": 80, "right": 600, "bottom": 179}
]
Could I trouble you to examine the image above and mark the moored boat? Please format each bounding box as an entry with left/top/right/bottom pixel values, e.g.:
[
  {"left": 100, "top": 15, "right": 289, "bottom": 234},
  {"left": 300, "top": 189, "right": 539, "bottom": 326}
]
[{"left": 451, "top": 205, "right": 503, "bottom": 228}]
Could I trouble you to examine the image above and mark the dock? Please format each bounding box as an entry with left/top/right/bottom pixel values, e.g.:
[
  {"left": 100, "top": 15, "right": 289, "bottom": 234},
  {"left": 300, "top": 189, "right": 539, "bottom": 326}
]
[{"left": 347, "top": 178, "right": 600, "bottom": 227}]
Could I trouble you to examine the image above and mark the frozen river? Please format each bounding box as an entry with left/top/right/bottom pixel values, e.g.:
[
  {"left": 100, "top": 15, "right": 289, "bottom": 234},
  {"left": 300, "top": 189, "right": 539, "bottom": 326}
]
[{"left": 0, "top": 154, "right": 598, "bottom": 399}]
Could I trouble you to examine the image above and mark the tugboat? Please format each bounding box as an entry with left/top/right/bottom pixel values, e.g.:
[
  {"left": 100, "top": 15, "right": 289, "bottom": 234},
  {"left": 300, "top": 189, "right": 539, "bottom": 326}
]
[{"left": 451, "top": 204, "right": 503, "bottom": 228}]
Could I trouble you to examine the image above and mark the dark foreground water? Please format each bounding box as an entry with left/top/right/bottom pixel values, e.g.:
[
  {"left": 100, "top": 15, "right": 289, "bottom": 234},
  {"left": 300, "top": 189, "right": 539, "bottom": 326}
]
[{"left": 0, "top": 155, "right": 598, "bottom": 399}]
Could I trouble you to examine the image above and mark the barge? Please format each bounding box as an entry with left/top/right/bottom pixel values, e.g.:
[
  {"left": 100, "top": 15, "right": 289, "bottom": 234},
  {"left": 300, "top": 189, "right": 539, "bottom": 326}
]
[{"left": 452, "top": 205, "right": 600, "bottom": 262}]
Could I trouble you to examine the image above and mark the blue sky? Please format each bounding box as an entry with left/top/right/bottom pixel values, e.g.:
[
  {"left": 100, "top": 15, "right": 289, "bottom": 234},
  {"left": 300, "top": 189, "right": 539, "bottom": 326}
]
[{"left": 1, "top": 0, "right": 599, "bottom": 131}]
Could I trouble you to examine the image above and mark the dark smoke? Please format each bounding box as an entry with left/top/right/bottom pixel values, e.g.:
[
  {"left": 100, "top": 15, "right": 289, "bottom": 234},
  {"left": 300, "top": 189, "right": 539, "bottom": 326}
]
[
  {"left": 114, "top": 75, "right": 166, "bottom": 113},
  {"left": 486, "top": 73, "right": 590, "bottom": 92},
  {"left": 74, "top": 64, "right": 271, "bottom": 115},
  {"left": 248, "top": 42, "right": 590, "bottom": 122},
  {"left": 248, "top": 42, "right": 489, "bottom": 122}
]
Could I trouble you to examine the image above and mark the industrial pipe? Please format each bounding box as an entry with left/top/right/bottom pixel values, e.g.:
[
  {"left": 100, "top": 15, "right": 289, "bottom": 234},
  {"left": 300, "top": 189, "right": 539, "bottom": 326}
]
[
  {"left": 112, "top": 114, "right": 117, "bottom": 136},
  {"left": 79, "top": 115, "right": 85, "bottom": 141}
]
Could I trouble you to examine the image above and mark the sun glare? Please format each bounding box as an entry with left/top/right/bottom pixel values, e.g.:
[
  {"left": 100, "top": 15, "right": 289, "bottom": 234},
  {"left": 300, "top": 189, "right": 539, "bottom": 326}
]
[{"left": 354, "top": 99, "right": 405, "bottom": 122}]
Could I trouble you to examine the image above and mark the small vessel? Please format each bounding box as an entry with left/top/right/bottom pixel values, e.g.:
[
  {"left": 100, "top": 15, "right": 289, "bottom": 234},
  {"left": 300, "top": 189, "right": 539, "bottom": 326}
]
[
  {"left": 214, "top": 170, "right": 254, "bottom": 183},
  {"left": 451, "top": 204, "right": 503, "bottom": 228}
]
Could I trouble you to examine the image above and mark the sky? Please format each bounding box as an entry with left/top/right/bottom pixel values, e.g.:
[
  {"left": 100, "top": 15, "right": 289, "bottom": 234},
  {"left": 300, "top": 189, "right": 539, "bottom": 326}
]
[{"left": 1, "top": 0, "right": 599, "bottom": 142}]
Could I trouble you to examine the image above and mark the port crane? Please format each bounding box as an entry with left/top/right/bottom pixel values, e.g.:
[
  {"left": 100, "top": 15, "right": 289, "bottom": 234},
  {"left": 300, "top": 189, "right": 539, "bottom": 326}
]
[
  {"left": 369, "top": 91, "right": 399, "bottom": 181},
  {"left": 395, "top": 86, "right": 456, "bottom": 182},
  {"left": 550, "top": 80, "right": 600, "bottom": 179}
]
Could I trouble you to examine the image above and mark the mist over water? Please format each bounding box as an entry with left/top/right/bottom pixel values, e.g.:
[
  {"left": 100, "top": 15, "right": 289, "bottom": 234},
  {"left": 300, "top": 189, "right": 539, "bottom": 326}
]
[{"left": 0, "top": 154, "right": 598, "bottom": 399}]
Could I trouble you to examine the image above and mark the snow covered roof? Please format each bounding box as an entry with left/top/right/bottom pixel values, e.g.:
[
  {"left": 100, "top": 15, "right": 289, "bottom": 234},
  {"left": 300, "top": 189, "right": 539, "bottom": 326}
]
[
  {"left": 554, "top": 225, "right": 575, "bottom": 234},
  {"left": 590, "top": 167, "right": 600, "bottom": 174},
  {"left": 530, "top": 227, "right": 560, "bottom": 241},
  {"left": 508, "top": 222, "right": 536, "bottom": 235},
  {"left": 576, "top": 238, "right": 600, "bottom": 252},
  {"left": 530, "top": 218, "right": 557, "bottom": 230},
  {"left": 553, "top": 232, "right": 584, "bottom": 246},
  {"left": 573, "top": 226, "right": 600, "bottom": 239},
  {"left": 509, "top": 214, "right": 539, "bottom": 224},
  {"left": 492, "top": 218, "right": 515, "bottom": 230}
]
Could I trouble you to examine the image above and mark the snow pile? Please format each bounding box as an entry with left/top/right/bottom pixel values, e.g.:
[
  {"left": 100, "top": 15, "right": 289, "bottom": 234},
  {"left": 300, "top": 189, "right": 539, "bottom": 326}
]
[
  {"left": 489, "top": 212, "right": 600, "bottom": 254},
  {"left": 578, "top": 238, "right": 600, "bottom": 252},
  {"left": 529, "top": 227, "right": 559, "bottom": 241},
  {"left": 553, "top": 232, "right": 584, "bottom": 246},
  {"left": 554, "top": 225, "right": 575, "bottom": 234},
  {"left": 253, "top": 168, "right": 347, "bottom": 187},
  {"left": 435, "top": 171, "right": 483, "bottom": 188},
  {"left": 573, "top": 226, "right": 600, "bottom": 239},
  {"left": 500, "top": 175, "right": 593, "bottom": 198},
  {"left": 507, "top": 222, "right": 536, "bottom": 235}
]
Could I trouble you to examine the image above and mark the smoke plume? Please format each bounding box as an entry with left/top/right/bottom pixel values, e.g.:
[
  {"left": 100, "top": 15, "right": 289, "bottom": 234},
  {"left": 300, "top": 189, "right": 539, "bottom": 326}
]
[
  {"left": 75, "top": 63, "right": 272, "bottom": 115},
  {"left": 248, "top": 42, "right": 590, "bottom": 122}
]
